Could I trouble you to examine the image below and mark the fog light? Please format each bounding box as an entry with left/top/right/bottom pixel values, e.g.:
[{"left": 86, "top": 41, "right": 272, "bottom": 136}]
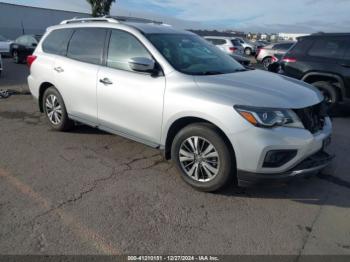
[{"left": 263, "top": 150, "right": 297, "bottom": 168}]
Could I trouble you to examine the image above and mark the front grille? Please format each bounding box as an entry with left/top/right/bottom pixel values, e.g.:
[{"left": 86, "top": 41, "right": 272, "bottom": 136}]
[{"left": 294, "top": 102, "right": 328, "bottom": 134}]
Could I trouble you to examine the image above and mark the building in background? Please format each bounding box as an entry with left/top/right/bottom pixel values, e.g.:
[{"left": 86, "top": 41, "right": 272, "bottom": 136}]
[
  {"left": 0, "top": 2, "right": 89, "bottom": 40},
  {"left": 278, "top": 33, "right": 309, "bottom": 41}
]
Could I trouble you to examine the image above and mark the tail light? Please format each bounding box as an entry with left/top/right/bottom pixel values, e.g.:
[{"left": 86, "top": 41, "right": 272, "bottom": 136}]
[
  {"left": 282, "top": 57, "right": 297, "bottom": 63},
  {"left": 229, "top": 47, "right": 237, "bottom": 52},
  {"left": 27, "top": 55, "right": 37, "bottom": 69}
]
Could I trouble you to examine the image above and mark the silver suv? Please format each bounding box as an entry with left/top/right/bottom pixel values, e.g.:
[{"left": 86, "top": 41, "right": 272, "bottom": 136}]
[
  {"left": 204, "top": 36, "right": 244, "bottom": 56},
  {"left": 27, "top": 18, "right": 333, "bottom": 192}
]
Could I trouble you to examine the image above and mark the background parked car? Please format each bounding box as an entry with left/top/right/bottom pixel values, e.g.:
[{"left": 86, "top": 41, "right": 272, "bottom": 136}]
[
  {"left": 256, "top": 42, "right": 295, "bottom": 69},
  {"left": 272, "top": 33, "right": 350, "bottom": 106},
  {"left": 236, "top": 37, "right": 258, "bottom": 56},
  {"left": 9, "top": 35, "right": 42, "bottom": 64},
  {"left": 0, "top": 34, "right": 12, "bottom": 55},
  {"left": 230, "top": 53, "right": 253, "bottom": 68},
  {"left": 204, "top": 36, "right": 244, "bottom": 55}
]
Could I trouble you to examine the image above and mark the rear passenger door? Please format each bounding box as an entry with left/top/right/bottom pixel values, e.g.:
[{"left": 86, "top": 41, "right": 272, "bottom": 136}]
[
  {"left": 97, "top": 29, "right": 166, "bottom": 146},
  {"left": 54, "top": 28, "right": 107, "bottom": 125}
]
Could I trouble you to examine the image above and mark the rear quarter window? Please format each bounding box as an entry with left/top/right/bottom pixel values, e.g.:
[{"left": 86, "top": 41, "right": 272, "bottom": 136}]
[
  {"left": 42, "top": 29, "right": 73, "bottom": 55},
  {"left": 287, "top": 38, "right": 313, "bottom": 56},
  {"left": 67, "top": 28, "right": 107, "bottom": 65}
]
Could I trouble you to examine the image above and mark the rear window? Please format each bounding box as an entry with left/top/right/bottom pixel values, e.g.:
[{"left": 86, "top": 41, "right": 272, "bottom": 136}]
[
  {"left": 207, "top": 38, "right": 226, "bottom": 45},
  {"left": 308, "top": 37, "right": 347, "bottom": 59},
  {"left": 42, "top": 29, "right": 73, "bottom": 55},
  {"left": 67, "top": 28, "right": 107, "bottom": 65},
  {"left": 231, "top": 39, "right": 242, "bottom": 46},
  {"left": 287, "top": 38, "right": 313, "bottom": 56},
  {"left": 275, "top": 43, "right": 294, "bottom": 51}
]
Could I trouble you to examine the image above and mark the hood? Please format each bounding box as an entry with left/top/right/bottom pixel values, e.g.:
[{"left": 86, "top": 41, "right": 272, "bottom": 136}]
[{"left": 194, "top": 69, "right": 323, "bottom": 109}]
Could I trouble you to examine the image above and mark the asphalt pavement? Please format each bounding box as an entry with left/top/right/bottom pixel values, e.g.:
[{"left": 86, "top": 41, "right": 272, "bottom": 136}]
[{"left": 0, "top": 58, "right": 350, "bottom": 255}]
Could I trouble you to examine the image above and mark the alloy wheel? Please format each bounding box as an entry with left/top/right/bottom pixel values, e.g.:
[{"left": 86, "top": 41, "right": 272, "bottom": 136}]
[
  {"left": 179, "top": 136, "right": 220, "bottom": 182},
  {"left": 45, "top": 94, "right": 62, "bottom": 125}
]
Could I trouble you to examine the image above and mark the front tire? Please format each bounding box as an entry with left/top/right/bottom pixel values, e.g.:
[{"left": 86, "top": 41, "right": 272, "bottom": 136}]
[
  {"left": 311, "top": 81, "right": 339, "bottom": 106},
  {"left": 43, "top": 87, "right": 74, "bottom": 131},
  {"left": 171, "top": 123, "right": 234, "bottom": 192}
]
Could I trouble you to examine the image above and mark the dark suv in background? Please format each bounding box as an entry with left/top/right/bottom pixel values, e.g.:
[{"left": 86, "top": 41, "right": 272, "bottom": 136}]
[
  {"left": 9, "top": 35, "right": 42, "bottom": 64},
  {"left": 278, "top": 33, "right": 350, "bottom": 106}
]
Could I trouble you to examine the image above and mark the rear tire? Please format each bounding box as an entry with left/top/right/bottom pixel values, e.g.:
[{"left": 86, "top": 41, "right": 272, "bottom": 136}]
[
  {"left": 43, "top": 87, "right": 74, "bottom": 131},
  {"left": 13, "top": 50, "right": 21, "bottom": 64},
  {"left": 311, "top": 81, "right": 339, "bottom": 106},
  {"left": 262, "top": 57, "right": 272, "bottom": 70},
  {"left": 171, "top": 123, "right": 234, "bottom": 192},
  {"left": 244, "top": 48, "right": 252, "bottom": 56}
]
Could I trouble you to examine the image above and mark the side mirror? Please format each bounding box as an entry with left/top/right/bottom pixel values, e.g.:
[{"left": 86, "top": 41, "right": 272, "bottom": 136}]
[
  {"left": 128, "top": 57, "right": 156, "bottom": 73},
  {"left": 268, "top": 62, "right": 281, "bottom": 73},
  {"left": 32, "top": 43, "right": 38, "bottom": 47}
]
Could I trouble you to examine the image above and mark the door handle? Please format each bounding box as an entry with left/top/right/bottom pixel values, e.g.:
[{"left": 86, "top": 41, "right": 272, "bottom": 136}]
[
  {"left": 99, "top": 78, "right": 113, "bottom": 85},
  {"left": 54, "top": 67, "right": 64, "bottom": 73},
  {"left": 341, "top": 64, "right": 350, "bottom": 68}
]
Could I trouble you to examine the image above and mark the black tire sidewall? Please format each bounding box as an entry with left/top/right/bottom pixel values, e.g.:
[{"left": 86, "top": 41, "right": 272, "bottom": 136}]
[
  {"left": 245, "top": 48, "right": 252, "bottom": 56},
  {"left": 312, "top": 81, "right": 339, "bottom": 105},
  {"left": 171, "top": 124, "right": 234, "bottom": 192},
  {"left": 43, "top": 87, "right": 72, "bottom": 131},
  {"left": 263, "top": 57, "right": 272, "bottom": 69}
]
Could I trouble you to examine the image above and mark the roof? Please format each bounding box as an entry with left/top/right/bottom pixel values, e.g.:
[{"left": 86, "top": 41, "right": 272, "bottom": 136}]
[
  {"left": 52, "top": 17, "right": 190, "bottom": 35},
  {"left": 126, "top": 22, "right": 189, "bottom": 34},
  {"left": 301, "top": 32, "right": 350, "bottom": 39}
]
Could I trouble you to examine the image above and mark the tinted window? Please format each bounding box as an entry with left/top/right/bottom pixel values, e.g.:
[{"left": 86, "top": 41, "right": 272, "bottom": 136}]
[
  {"left": 207, "top": 39, "right": 226, "bottom": 45},
  {"left": 67, "top": 28, "right": 106, "bottom": 65},
  {"left": 275, "top": 43, "right": 294, "bottom": 50},
  {"left": 43, "top": 29, "right": 73, "bottom": 55},
  {"left": 287, "top": 38, "right": 313, "bottom": 56},
  {"left": 16, "top": 36, "right": 26, "bottom": 45},
  {"left": 147, "top": 33, "right": 244, "bottom": 75},
  {"left": 231, "top": 39, "right": 242, "bottom": 46},
  {"left": 107, "top": 30, "right": 152, "bottom": 71},
  {"left": 308, "top": 37, "right": 347, "bottom": 58}
]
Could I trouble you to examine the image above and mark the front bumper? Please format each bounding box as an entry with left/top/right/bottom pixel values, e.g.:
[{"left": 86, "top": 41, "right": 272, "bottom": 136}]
[{"left": 237, "top": 150, "right": 334, "bottom": 187}]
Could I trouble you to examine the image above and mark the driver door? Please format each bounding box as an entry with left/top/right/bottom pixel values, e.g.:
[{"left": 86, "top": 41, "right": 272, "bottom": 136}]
[{"left": 97, "top": 29, "right": 166, "bottom": 146}]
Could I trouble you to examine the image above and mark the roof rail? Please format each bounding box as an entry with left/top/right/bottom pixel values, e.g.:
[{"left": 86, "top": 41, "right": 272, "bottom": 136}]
[{"left": 60, "top": 17, "right": 119, "bottom": 25}]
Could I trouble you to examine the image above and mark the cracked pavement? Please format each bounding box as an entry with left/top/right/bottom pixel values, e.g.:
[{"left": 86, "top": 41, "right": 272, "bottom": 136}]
[{"left": 0, "top": 58, "right": 350, "bottom": 255}]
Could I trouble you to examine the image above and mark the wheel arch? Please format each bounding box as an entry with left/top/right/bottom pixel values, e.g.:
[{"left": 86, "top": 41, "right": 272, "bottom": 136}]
[
  {"left": 302, "top": 72, "right": 346, "bottom": 101},
  {"left": 164, "top": 116, "right": 236, "bottom": 165},
  {"left": 38, "top": 82, "right": 55, "bottom": 112}
]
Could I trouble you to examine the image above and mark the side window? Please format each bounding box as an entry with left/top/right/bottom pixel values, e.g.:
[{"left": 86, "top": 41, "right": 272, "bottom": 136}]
[
  {"left": 27, "top": 36, "right": 37, "bottom": 46},
  {"left": 277, "top": 43, "right": 293, "bottom": 51},
  {"left": 308, "top": 37, "right": 346, "bottom": 59},
  {"left": 288, "top": 38, "right": 313, "bottom": 56},
  {"left": 216, "top": 39, "right": 227, "bottom": 45},
  {"left": 16, "top": 36, "right": 27, "bottom": 45},
  {"left": 345, "top": 46, "right": 350, "bottom": 60},
  {"left": 107, "top": 30, "right": 152, "bottom": 71},
  {"left": 67, "top": 28, "right": 106, "bottom": 65},
  {"left": 42, "top": 29, "right": 73, "bottom": 55}
]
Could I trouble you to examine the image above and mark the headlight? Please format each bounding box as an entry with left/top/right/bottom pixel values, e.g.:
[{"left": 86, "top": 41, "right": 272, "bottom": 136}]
[{"left": 234, "top": 105, "right": 304, "bottom": 129}]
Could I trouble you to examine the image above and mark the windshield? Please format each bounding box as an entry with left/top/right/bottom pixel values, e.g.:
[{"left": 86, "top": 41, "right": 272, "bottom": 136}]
[{"left": 146, "top": 33, "right": 245, "bottom": 75}]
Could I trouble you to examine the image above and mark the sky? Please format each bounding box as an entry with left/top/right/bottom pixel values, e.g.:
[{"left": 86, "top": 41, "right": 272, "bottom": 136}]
[{"left": 1, "top": 0, "right": 350, "bottom": 33}]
